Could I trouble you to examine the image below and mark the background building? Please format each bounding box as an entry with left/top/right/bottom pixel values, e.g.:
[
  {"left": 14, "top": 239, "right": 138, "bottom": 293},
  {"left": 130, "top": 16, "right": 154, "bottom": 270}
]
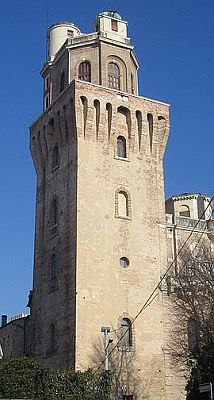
[
  {"left": 166, "top": 193, "right": 214, "bottom": 276},
  {"left": 0, "top": 314, "right": 29, "bottom": 360}
]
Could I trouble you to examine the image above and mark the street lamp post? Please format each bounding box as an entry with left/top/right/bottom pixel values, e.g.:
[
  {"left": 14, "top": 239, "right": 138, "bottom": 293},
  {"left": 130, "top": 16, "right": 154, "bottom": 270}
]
[{"left": 101, "top": 326, "right": 111, "bottom": 371}]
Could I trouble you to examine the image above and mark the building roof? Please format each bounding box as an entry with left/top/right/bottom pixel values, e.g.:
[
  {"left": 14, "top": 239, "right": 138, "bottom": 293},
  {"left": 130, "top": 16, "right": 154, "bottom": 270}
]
[
  {"left": 166, "top": 193, "right": 211, "bottom": 201},
  {"left": 97, "top": 11, "right": 122, "bottom": 20},
  {"left": 48, "top": 21, "right": 81, "bottom": 32}
]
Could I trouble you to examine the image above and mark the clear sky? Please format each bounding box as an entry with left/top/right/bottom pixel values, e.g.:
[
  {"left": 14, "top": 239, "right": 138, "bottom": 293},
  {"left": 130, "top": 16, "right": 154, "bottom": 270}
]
[{"left": 0, "top": 0, "right": 213, "bottom": 319}]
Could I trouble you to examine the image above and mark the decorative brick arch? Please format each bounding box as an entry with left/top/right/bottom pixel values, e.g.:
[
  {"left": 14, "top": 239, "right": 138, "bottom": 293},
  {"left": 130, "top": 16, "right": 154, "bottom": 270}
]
[
  {"left": 115, "top": 187, "right": 132, "bottom": 219},
  {"left": 78, "top": 60, "right": 91, "bottom": 82},
  {"left": 117, "top": 312, "right": 135, "bottom": 350},
  {"left": 107, "top": 55, "right": 128, "bottom": 92}
]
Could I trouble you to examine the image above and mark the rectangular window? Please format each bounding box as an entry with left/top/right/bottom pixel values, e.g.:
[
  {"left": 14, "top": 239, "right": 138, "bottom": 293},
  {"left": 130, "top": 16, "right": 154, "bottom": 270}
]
[
  {"left": 67, "top": 30, "right": 74, "bottom": 37},
  {"left": 123, "top": 396, "right": 133, "bottom": 400},
  {"left": 111, "top": 19, "right": 118, "bottom": 31}
]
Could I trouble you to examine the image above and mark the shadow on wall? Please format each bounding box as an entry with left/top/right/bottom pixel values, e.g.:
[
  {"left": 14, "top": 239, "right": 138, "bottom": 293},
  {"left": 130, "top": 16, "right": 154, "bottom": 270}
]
[{"left": 90, "top": 334, "right": 142, "bottom": 399}]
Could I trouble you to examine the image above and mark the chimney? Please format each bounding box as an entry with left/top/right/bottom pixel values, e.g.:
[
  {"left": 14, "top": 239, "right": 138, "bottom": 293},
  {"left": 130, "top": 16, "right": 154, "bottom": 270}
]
[{"left": 1, "top": 315, "right": 7, "bottom": 327}]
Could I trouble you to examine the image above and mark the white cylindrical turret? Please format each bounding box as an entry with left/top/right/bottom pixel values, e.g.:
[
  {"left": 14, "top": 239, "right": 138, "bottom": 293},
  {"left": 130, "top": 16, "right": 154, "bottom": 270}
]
[{"left": 48, "top": 22, "right": 81, "bottom": 60}]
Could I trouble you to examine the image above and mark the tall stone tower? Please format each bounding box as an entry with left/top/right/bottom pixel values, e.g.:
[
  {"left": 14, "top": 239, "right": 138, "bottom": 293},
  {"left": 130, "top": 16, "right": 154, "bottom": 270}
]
[{"left": 30, "top": 11, "right": 170, "bottom": 399}]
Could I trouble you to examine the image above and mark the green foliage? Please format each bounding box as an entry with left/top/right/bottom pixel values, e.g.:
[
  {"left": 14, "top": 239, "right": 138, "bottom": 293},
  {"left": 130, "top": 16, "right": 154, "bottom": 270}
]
[
  {"left": 0, "top": 357, "right": 42, "bottom": 399},
  {"left": 0, "top": 357, "right": 113, "bottom": 400},
  {"left": 186, "top": 338, "right": 214, "bottom": 400}
]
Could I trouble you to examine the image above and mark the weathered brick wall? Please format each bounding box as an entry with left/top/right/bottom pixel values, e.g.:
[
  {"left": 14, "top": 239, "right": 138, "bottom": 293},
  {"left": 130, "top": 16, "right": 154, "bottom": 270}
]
[
  {"left": 30, "top": 85, "right": 77, "bottom": 369},
  {"left": 74, "top": 81, "right": 170, "bottom": 399}
]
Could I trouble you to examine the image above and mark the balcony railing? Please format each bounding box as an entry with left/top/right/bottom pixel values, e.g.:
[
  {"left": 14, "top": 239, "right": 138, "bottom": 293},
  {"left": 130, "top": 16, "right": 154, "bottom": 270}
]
[
  {"left": 175, "top": 216, "right": 207, "bottom": 230},
  {"left": 165, "top": 215, "right": 214, "bottom": 232}
]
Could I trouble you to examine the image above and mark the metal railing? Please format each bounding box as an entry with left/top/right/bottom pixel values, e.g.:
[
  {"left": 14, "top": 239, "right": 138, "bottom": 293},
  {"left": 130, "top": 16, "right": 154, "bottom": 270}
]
[
  {"left": 166, "top": 215, "right": 214, "bottom": 232},
  {"left": 175, "top": 216, "right": 207, "bottom": 230}
]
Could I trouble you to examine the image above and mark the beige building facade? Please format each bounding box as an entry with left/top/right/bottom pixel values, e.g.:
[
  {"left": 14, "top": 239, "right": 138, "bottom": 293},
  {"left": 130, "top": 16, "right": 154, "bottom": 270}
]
[{"left": 29, "top": 11, "right": 173, "bottom": 399}]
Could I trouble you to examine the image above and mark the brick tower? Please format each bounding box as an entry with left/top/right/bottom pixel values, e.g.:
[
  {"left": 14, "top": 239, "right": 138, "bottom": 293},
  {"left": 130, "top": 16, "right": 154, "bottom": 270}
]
[{"left": 30, "top": 11, "right": 171, "bottom": 399}]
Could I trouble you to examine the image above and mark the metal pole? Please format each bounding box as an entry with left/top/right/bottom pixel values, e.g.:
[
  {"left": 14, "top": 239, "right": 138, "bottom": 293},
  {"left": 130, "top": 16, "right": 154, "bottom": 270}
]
[
  {"left": 104, "top": 329, "right": 109, "bottom": 371},
  {"left": 101, "top": 326, "right": 111, "bottom": 371}
]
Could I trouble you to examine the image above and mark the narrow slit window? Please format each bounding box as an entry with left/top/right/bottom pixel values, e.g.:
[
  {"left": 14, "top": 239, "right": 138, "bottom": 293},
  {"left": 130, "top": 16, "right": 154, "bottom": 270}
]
[
  {"left": 45, "top": 76, "right": 50, "bottom": 91},
  {"left": 118, "top": 191, "right": 129, "bottom": 217},
  {"left": 45, "top": 94, "right": 50, "bottom": 110},
  {"left": 117, "top": 136, "right": 126, "bottom": 158},
  {"left": 60, "top": 71, "right": 65, "bottom": 92},
  {"left": 120, "top": 318, "right": 132, "bottom": 347},
  {"left": 131, "top": 73, "right": 134, "bottom": 94},
  {"left": 147, "top": 113, "right": 153, "bottom": 152}
]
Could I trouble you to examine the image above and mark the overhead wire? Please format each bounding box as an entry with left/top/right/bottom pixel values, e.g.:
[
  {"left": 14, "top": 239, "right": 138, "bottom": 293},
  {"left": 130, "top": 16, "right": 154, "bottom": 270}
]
[{"left": 94, "top": 195, "right": 214, "bottom": 375}]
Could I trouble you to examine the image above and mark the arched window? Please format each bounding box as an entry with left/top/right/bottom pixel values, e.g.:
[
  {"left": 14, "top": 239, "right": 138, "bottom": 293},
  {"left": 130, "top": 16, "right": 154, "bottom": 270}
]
[
  {"left": 115, "top": 189, "right": 131, "bottom": 219},
  {"left": 52, "top": 145, "right": 59, "bottom": 170},
  {"left": 117, "top": 136, "right": 126, "bottom": 158},
  {"left": 50, "top": 323, "right": 56, "bottom": 351},
  {"left": 178, "top": 205, "right": 190, "bottom": 218},
  {"left": 108, "top": 63, "right": 120, "bottom": 89},
  {"left": 50, "top": 198, "right": 58, "bottom": 234},
  {"left": 78, "top": 61, "right": 91, "bottom": 82},
  {"left": 118, "top": 191, "right": 129, "bottom": 217},
  {"left": 121, "top": 318, "right": 132, "bottom": 347},
  {"left": 60, "top": 71, "right": 65, "bottom": 92}
]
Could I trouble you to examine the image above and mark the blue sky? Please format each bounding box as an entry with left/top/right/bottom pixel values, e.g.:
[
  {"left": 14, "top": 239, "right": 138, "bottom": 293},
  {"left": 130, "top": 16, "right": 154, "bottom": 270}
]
[{"left": 0, "top": 0, "right": 214, "bottom": 319}]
